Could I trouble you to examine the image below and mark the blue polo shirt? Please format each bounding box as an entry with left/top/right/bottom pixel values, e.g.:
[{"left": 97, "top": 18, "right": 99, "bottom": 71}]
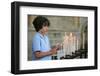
[{"left": 32, "top": 32, "right": 51, "bottom": 60}]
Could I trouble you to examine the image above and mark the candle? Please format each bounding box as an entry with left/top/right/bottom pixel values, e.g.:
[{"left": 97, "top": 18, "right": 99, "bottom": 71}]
[
  {"left": 62, "top": 41, "right": 64, "bottom": 57},
  {"left": 63, "top": 32, "right": 68, "bottom": 57},
  {"left": 60, "top": 43, "right": 63, "bottom": 58},
  {"left": 73, "top": 36, "right": 76, "bottom": 52},
  {"left": 83, "top": 33, "right": 85, "bottom": 49},
  {"left": 66, "top": 35, "right": 68, "bottom": 55},
  {"left": 77, "top": 38, "right": 79, "bottom": 50}
]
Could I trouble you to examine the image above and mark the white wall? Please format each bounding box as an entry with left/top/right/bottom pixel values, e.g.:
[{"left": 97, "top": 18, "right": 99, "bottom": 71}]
[{"left": 0, "top": 0, "right": 99, "bottom": 76}]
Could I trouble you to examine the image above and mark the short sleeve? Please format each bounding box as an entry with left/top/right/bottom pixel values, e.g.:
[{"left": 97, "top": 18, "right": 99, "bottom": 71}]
[{"left": 32, "top": 36, "right": 41, "bottom": 52}]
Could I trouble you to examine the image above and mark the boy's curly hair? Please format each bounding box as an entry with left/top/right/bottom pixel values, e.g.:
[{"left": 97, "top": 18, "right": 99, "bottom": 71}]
[{"left": 32, "top": 16, "right": 50, "bottom": 32}]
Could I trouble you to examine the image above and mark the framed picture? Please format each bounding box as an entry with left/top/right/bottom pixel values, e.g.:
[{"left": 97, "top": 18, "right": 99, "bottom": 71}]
[{"left": 11, "top": 1, "right": 98, "bottom": 74}]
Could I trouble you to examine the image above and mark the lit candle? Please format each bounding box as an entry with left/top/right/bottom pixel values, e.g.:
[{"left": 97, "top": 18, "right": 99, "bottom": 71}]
[
  {"left": 64, "top": 32, "right": 67, "bottom": 57},
  {"left": 69, "top": 32, "right": 73, "bottom": 55},
  {"left": 62, "top": 37, "right": 65, "bottom": 56},
  {"left": 66, "top": 35, "right": 68, "bottom": 55},
  {"left": 73, "top": 36, "right": 76, "bottom": 52},
  {"left": 63, "top": 39, "right": 65, "bottom": 57}
]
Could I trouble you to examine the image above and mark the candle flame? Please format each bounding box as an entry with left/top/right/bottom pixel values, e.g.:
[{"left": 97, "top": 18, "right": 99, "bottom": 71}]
[{"left": 61, "top": 32, "right": 79, "bottom": 55}]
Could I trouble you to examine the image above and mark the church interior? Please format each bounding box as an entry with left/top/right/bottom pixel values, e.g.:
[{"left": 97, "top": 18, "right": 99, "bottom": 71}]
[{"left": 28, "top": 15, "right": 88, "bottom": 60}]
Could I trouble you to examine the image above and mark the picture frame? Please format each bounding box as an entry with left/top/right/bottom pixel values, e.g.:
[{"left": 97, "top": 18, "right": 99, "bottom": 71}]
[{"left": 11, "top": 1, "right": 98, "bottom": 74}]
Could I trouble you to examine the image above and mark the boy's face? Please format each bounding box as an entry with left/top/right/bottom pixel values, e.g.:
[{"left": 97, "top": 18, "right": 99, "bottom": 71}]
[{"left": 41, "top": 26, "right": 49, "bottom": 34}]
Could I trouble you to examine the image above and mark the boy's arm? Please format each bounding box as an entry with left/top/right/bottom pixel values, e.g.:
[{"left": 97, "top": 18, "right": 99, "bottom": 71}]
[{"left": 34, "top": 47, "right": 58, "bottom": 59}]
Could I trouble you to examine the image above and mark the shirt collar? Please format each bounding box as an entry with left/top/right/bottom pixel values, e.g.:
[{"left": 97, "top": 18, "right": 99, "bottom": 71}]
[{"left": 37, "top": 32, "right": 46, "bottom": 39}]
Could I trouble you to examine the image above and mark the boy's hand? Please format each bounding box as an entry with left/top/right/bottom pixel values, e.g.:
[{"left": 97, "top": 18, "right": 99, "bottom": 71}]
[
  {"left": 50, "top": 47, "right": 58, "bottom": 55},
  {"left": 56, "top": 43, "right": 62, "bottom": 50}
]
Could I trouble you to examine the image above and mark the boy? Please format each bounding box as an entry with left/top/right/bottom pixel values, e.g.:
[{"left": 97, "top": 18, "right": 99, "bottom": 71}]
[{"left": 32, "top": 16, "right": 60, "bottom": 60}]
